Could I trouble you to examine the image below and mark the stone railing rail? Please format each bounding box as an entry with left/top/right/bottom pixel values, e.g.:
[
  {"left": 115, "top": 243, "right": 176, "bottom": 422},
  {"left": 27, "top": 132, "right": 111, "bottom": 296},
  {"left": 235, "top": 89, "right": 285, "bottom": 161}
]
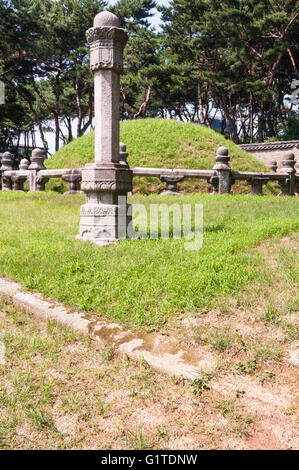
[{"left": 1, "top": 145, "right": 299, "bottom": 197}]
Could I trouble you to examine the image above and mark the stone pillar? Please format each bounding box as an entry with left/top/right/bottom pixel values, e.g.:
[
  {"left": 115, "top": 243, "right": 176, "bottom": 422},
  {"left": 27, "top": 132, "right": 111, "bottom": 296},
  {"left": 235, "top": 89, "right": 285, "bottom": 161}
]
[
  {"left": 278, "top": 152, "right": 296, "bottom": 196},
  {"left": 213, "top": 147, "right": 233, "bottom": 194},
  {"left": 28, "top": 148, "right": 46, "bottom": 191},
  {"left": 1, "top": 151, "right": 13, "bottom": 191},
  {"left": 78, "top": 11, "right": 132, "bottom": 246}
]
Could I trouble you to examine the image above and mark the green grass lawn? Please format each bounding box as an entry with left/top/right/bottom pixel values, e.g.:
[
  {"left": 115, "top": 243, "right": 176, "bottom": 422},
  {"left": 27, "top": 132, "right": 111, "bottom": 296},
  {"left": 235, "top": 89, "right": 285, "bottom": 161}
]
[
  {"left": 46, "top": 119, "right": 270, "bottom": 194},
  {"left": 0, "top": 192, "right": 298, "bottom": 328}
]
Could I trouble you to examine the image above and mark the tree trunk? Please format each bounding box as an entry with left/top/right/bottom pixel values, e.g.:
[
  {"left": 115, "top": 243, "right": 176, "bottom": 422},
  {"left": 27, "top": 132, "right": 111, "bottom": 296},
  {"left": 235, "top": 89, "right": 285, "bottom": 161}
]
[
  {"left": 81, "top": 86, "right": 93, "bottom": 134},
  {"left": 249, "top": 92, "right": 254, "bottom": 143},
  {"left": 134, "top": 85, "right": 151, "bottom": 119},
  {"left": 257, "top": 99, "right": 264, "bottom": 143},
  {"left": 198, "top": 82, "right": 205, "bottom": 124},
  {"left": 55, "top": 73, "right": 61, "bottom": 151},
  {"left": 54, "top": 114, "right": 60, "bottom": 152},
  {"left": 75, "top": 77, "right": 84, "bottom": 138}
]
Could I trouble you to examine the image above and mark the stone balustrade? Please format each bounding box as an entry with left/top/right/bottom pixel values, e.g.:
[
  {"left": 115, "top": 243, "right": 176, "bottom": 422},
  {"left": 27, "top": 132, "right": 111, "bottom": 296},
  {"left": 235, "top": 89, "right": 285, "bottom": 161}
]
[{"left": 1, "top": 146, "right": 299, "bottom": 197}]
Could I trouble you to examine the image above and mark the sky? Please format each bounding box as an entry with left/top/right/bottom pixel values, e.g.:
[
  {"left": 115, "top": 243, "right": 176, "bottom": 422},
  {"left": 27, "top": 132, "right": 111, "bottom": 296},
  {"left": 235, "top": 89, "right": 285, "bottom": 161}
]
[
  {"left": 109, "top": 0, "right": 170, "bottom": 30},
  {"left": 32, "top": 0, "right": 170, "bottom": 154}
]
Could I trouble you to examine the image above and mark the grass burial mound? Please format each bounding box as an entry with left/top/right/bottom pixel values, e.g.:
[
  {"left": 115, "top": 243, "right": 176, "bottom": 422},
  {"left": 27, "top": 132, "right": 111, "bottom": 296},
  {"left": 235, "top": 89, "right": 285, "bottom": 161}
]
[{"left": 47, "top": 119, "right": 270, "bottom": 194}]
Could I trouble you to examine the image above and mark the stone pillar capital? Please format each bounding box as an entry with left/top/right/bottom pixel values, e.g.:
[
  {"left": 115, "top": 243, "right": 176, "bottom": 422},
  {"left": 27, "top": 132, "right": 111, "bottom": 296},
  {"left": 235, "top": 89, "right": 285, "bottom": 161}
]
[{"left": 86, "top": 12, "right": 128, "bottom": 73}]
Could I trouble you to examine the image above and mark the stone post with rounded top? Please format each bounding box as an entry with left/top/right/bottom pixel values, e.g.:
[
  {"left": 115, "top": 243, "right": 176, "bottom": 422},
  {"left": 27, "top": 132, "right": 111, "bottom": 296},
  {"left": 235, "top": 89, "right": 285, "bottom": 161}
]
[
  {"left": 1, "top": 151, "right": 13, "bottom": 191},
  {"left": 267, "top": 160, "right": 278, "bottom": 173},
  {"left": 119, "top": 142, "right": 129, "bottom": 167},
  {"left": 11, "top": 158, "right": 29, "bottom": 191},
  {"left": 28, "top": 148, "right": 47, "bottom": 191},
  {"left": 19, "top": 158, "right": 30, "bottom": 171},
  {"left": 278, "top": 152, "right": 296, "bottom": 196},
  {"left": 78, "top": 11, "right": 132, "bottom": 246},
  {"left": 213, "top": 147, "right": 233, "bottom": 194}
]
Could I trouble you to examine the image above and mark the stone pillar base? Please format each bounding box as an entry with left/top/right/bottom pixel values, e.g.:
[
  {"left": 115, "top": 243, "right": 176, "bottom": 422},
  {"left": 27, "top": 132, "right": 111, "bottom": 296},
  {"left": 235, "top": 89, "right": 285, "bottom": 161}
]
[
  {"left": 160, "top": 190, "right": 183, "bottom": 196},
  {"left": 75, "top": 234, "right": 118, "bottom": 247},
  {"left": 78, "top": 202, "right": 132, "bottom": 246},
  {"left": 77, "top": 163, "right": 132, "bottom": 247}
]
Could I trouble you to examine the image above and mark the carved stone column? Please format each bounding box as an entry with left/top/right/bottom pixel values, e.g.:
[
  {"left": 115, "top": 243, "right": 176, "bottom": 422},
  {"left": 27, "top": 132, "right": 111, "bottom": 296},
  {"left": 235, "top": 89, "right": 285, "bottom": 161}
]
[
  {"left": 78, "top": 11, "right": 132, "bottom": 246},
  {"left": 1, "top": 152, "right": 13, "bottom": 191}
]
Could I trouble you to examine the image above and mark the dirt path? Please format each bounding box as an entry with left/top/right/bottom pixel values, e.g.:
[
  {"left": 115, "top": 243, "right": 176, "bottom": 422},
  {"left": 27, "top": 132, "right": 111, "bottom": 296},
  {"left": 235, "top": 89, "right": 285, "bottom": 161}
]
[{"left": 0, "top": 306, "right": 297, "bottom": 450}]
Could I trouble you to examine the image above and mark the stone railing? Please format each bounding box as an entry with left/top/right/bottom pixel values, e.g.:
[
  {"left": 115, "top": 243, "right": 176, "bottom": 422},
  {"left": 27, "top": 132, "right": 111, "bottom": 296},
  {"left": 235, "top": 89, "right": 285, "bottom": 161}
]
[
  {"left": 0, "top": 149, "right": 83, "bottom": 193},
  {"left": 1, "top": 145, "right": 299, "bottom": 197}
]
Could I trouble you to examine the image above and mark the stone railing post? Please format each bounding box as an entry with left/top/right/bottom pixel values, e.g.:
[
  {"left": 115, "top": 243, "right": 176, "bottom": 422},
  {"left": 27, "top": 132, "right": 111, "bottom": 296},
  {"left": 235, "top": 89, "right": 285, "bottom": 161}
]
[
  {"left": 1, "top": 151, "right": 13, "bottom": 191},
  {"left": 20, "top": 158, "right": 30, "bottom": 171},
  {"left": 208, "top": 174, "right": 219, "bottom": 194},
  {"left": 28, "top": 148, "right": 47, "bottom": 191},
  {"left": 278, "top": 152, "right": 296, "bottom": 196},
  {"left": 11, "top": 158, "right": 29, "bottom": 191},
  {"left": 267, "top": 160, "right": 278, "bottom": 173},
  {"left": 78, "top": 11, "right": 132, "bottom": 246},
  {"left": 213, "top": 147, "right": 233, "bottom": 194},
  {"left": 119, "top": 142, "right": 129, "bottom": 167}
]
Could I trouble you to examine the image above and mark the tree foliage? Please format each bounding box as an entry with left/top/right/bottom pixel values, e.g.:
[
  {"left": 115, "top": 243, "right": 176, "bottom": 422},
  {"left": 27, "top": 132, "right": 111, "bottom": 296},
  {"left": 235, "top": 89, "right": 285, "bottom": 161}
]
[{"left": 0, "top": 0, "right": 298, "bottom": 154}]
